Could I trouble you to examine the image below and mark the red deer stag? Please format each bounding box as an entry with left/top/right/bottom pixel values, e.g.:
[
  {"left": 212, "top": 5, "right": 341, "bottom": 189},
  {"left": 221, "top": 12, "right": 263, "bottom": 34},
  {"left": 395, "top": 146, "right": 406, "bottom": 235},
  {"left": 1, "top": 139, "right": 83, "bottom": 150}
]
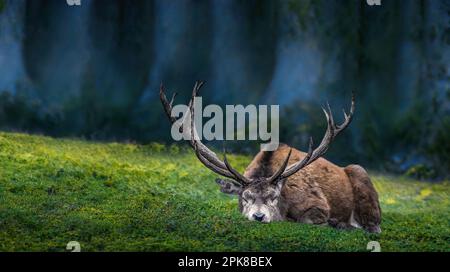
[{"left": 160, "top": 81, "right": 381, "bottom": 233}]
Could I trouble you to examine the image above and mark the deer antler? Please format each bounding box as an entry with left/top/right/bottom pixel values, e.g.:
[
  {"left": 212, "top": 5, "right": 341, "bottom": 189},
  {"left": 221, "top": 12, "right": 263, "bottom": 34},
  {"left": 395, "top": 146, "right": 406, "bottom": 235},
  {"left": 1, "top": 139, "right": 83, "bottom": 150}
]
[
  {"left": 161, "top": 81, "right": 355, "bottom": 185},
  {"left": 160, "top": 81, "right": 251, "bottom": 185},
  {"left": 268, "top": 93, "right": 355, "bottom": 181}
]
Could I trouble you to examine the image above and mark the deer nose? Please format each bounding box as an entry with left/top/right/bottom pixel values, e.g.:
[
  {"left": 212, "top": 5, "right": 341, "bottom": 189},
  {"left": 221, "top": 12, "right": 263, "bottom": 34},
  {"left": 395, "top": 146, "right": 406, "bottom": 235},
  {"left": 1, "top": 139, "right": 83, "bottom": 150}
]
[{"left": 253, "top": 212, "right": 265, "bottom": 222}]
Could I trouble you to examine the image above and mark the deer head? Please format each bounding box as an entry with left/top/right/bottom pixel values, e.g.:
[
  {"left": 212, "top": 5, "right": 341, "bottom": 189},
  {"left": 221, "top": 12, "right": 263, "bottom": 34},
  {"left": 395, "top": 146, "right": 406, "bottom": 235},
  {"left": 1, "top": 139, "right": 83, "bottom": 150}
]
[{"left": 160, "top": 81, "right": 355, "bottom": 223}]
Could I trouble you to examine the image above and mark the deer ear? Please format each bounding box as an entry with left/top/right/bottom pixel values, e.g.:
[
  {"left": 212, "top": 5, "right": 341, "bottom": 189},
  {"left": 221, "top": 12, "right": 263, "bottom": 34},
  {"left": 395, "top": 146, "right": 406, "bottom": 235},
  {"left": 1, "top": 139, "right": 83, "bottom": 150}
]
[{"left": 215, "top": 179, "right": 242, "bottom": 195}]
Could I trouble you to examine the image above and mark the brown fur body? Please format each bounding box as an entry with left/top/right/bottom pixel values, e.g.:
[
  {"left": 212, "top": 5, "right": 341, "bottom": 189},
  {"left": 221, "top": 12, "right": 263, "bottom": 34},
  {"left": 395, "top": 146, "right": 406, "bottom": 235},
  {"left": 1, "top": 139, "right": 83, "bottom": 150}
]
[{"left": 244, "top": 143, "right": 381, "bottom": 232}]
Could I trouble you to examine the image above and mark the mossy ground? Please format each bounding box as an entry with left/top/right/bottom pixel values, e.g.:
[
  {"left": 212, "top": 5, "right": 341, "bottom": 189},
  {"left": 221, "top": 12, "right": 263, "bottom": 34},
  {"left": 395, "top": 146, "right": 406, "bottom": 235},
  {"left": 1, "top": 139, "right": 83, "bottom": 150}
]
[{"left": 0, "top": 132, "right": 448, "bottom": 252}]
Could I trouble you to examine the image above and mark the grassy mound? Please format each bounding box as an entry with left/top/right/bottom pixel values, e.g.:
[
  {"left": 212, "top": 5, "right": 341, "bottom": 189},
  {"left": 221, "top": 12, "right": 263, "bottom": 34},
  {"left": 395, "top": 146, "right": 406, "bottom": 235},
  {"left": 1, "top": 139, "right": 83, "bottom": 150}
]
[{"left": 0, "top": 132, "right": 448, "bottom": 252}]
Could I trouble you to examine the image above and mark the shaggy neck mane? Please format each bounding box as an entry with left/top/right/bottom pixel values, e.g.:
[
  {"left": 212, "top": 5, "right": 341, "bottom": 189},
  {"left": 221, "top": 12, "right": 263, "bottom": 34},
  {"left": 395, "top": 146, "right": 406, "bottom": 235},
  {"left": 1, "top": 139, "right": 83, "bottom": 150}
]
[{"left": 248, "top": 150, "right": 275, "bottom": 180}]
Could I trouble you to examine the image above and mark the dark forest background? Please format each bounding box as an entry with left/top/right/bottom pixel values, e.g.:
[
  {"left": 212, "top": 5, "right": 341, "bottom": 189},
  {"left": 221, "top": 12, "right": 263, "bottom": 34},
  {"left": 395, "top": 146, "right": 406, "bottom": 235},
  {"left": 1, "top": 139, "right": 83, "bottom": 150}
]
[{"left": 0, "top": 0, "right": 448, "bottom": 179}]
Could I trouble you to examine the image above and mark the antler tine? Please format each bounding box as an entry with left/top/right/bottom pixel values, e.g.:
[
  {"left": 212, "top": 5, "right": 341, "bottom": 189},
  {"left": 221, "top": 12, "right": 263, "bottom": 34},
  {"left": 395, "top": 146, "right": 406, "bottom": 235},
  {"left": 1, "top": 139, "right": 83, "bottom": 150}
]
[
  {"left": 280, "top": 137, "right": 314, "bottom": 179},
  {"left": 223, "top": 146, "right": 251, "bottom": 184},
  {"left": 267, "top": 148, "right": 292, "bottom": 184},
  {"left": 169, "top": 93, "right": 177, "bottom": 108},
  {"left": 189, "top": 80, "right": 204, "bottom": 107},
  {"left": 160, "top": 81, "right": 205, "bottom": 127},
  {"left": 192, "top": 141, "right": 238, "bottom": 180},
  {"left": 159, "top": 83, "right": 177, "bottom": 124},
  {"left": 277, "top": 93, "right": 355, "bottom": 180},
  {"left": 336, "top": 91, "right": 355, "bottom": 133},
  {"left": 325, "top": 101, "right": 335, "bottom": 131}
]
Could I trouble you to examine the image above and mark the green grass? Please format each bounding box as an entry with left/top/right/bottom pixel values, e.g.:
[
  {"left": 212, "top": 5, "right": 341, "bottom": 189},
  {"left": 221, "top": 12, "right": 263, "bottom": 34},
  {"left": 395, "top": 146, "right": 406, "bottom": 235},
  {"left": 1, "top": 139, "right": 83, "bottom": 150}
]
[{"left": 0, "top": 132, "right": 449, "bottom": 252}]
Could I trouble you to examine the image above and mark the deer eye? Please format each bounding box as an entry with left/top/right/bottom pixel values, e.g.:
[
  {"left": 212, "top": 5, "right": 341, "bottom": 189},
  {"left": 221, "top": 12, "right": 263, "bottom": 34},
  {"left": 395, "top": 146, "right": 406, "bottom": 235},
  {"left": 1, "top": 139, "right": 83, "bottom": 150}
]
[
  {"left": 243, "top": 196, "right": 254, "bottom": 204},
  {"left": 264, "top": 191, "right": 277, "bottom": 200},
  {"left": 264, "top": 194, "right": 278, "bottom": 205},
  {"left": 243, "top": 191, "right": 253, "bottom": 199},
  {"left": 242, "top": 192, "right": 254, "bottom": 204}
]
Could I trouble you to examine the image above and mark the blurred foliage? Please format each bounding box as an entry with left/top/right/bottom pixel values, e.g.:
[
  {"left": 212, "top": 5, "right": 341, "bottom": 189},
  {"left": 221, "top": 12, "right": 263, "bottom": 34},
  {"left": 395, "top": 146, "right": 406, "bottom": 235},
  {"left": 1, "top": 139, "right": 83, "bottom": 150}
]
[
  {"left": 283, "top": 0, "right": 450, "bottom": 178},
  {"left": 0, "top": 0, "right": 5, "bottom": 14},
  {"left": 427, "top": 116, "right": 450, "bottom": 174},
  {"left": 0, "top": 132, "right": 448, "bottom": 251},
  {"left": 0, "top": 0, "right": 449, "bottom": 179},
  {"left": 405, "top": 164, "right": 437, "bottom": 180}
]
